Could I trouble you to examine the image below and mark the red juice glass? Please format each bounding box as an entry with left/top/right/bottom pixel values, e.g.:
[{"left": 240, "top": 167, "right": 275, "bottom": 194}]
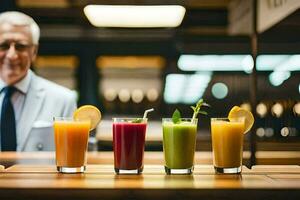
[{"left": 113, "top": 118, "right": 147, "bottom": 174}]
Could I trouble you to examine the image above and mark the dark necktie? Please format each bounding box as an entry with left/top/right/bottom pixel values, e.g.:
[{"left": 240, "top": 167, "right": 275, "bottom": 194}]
[{"left": 1, "top": 86, "right": 16, "bottom": 151}]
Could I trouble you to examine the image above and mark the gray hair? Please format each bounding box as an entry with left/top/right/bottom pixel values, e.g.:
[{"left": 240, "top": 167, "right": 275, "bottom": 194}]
[{"left": 0, "top": 11, "right": 40, "bottom": 45}]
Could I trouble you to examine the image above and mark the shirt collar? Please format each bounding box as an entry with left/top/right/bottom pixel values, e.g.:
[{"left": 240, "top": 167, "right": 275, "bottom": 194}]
[{"left": 0, "top": 69, "right": 32, "bottom": 94}]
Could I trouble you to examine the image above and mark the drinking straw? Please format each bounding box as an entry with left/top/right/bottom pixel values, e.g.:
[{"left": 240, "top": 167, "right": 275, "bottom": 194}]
[{"left": 143, "top": 108, "right": 154, "bottom": 119}]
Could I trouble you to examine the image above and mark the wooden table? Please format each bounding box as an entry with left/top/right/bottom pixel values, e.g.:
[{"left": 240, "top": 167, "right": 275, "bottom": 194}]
[
  {"left": 0, "top": 152, "right": 300, "bottom": 200},
  {"left": 1, "top": 151, "right": 299, "bottom": 167}
]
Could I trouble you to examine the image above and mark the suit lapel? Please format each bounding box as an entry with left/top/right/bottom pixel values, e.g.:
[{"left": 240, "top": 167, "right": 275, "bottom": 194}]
[{"left": 18, "top": 74, "right": 45, "bottom": 151}]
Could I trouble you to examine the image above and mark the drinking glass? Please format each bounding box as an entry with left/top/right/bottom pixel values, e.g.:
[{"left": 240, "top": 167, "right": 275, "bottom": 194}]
[
  {"left": 113, "top": 118, "right": 147, "bottom": 174},
  {"left": 211, "top": 118, "right": 245, "bottom": 174},
  {"left": 162, "top": 118, "right": 197, "bottom": 175},
  {"left": 53, "top": 117, "right": 90, "bottom": 173}
]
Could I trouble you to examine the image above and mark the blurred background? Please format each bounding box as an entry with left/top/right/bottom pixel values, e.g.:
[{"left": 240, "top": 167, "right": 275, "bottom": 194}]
[{"left": 1, "top": 0, "right": 300, "bottom": 155}]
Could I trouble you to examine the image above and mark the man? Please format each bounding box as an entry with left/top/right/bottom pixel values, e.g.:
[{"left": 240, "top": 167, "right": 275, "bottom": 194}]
[{"left": 0, "top": 11, "right": 77, "bottom": 151}]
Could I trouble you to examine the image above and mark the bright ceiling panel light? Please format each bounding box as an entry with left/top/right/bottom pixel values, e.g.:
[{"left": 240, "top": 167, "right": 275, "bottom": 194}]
[
  {"left": 269, "top": 71, "right": 291, "bottom": 86},
  {"left": 256, "top": 55, "right": 289, "bottom": 71},
  {"left": 84, "top": 5, "right": 186, "bottom": 28},
  {"left": 177, "top": 55, "right": 253, "bottom": 72},
  {"left": 164, "top": 74, "right": 186, "bottom": 104},
  {"left": 164, "top": 73, "right": 211, "bottom": 104},
  {"left": 242, "top": 55, "right": 254, "bottom": 73},
  {"left": 178, "top": 54, "right": 300, "bottom": 72},
  {"left": 257, "top": 55, "right": 300, "bottom": 71},
  {"left": 274, "top": 55, "right": 300, "bottom": 72},
  {"left": 182, "top": 73, "right": 211, "bottom": 104}
]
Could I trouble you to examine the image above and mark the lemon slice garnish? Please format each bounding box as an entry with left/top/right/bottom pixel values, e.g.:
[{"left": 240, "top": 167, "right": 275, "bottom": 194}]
[
  {"left": 228, "top": 106, "right": 254, "bottom": 134},
  {"left": 73, "top": 105, "right": 101, "bottom": 131}
]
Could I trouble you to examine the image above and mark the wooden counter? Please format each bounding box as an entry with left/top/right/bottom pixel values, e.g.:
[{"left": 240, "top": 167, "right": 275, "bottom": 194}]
[
  {"left": 1, "top": 151, "right": 300, "bottom": 167},
  {"left": 0, "top": 152, "right": 300, "bottom": 200}
]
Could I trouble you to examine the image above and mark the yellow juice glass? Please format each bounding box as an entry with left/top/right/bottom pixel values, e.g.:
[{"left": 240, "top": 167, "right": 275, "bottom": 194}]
[
  {"left": 53, "top": 117, "right": 90, "bottom": 173},
  {"left": 211, "top": 118, "right": 245, "bottom": 174}
]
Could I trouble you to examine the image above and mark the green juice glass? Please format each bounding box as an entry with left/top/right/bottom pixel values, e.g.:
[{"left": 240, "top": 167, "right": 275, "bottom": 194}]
[{"left": 162, "top": 118, "right": 198, "bottom": 175}]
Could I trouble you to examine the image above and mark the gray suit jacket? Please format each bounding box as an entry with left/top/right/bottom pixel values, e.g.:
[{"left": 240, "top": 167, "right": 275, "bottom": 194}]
[{"left": 18, "top": 73, "right": 77, "bottom": 151}]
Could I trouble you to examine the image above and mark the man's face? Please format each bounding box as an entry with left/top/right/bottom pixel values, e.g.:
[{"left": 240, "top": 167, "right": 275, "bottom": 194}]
[{"left": 0, "top": 23, "right": 38, "bottom": 85}]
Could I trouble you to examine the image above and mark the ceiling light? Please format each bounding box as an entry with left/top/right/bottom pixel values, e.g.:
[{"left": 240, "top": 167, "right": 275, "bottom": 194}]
[
  {"left": 178, "top": 55, "right": 252, "bottom": 71},
  {"left": 178, "top": 54, "right": 300, "bottom": 72},
  {"left": 256, "top": 103, "right": 267, "bottom": 117},
  {"left": 240, "top": 103, "right": 251, "bottom": 112},
  {"left": 241, "top": 55, "right": 254, "bottom": 73},
  {"left": 131, "top": 89, "right": 144, "bottom": 103},
  {"left": 269, "top": 71, "right": 290, "bottom": 86},
  {"left": 182, "top": 73, "right": 211, "bottom": 104},
  {"left": 257, "top": 55, "right": 300, "bottom": 71},
  {"left": 163, "top": 73, "right": 211, "bottom": 104},
  {"left": 256, "top": 128, "right": 265, "bottom": 138},
  {"left": 211, "top": 82, "right": 228, "bottom": 99},
  {"left": 17, "top": 0, "right": 69, "bottom": 8},
  {"left": 164, "top": 74, "right": 186, "bottom": 104},
  {"left": 271, "top": 103, "right": 283, "bottom": 118},
  {"left": 293, "top": 102, "right": 300, "bottom": 115},
  {"left": 118, "top": 89, "right": 130, "bottom": 103},
  {"left": 147, "top": 89, "right": 159, "bottom": 102},
  {"left": 104, "top": 88, "right": 117, "bottom": 102},
  {"left": 280, "top": 127, "right": 289, "bottom": 137},
  {"left": 265, "top": 128, "right": 274, "bottom": 137},
  {"left": 256, "top": 55, "right": 289, "bottom": 71},
  {"left": 84, "top": 5, "right": 186, "bottom": 28},
  {"left": 97, "top": 56, "right": 165, "bottom": 69}
]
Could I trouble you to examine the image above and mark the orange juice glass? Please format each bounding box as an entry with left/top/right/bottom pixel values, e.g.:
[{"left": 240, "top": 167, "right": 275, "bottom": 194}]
[
  {"left": 53, "top": 117, "right": 90, "bottom": 173},
  {"left": 211, "top": 118, "right": 245, "bottom": 174}
]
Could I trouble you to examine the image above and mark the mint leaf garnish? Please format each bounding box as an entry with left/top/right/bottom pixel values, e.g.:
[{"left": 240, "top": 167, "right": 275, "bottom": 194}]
[
  {"left": 172, "top": 109, "right": 182, "bottom": 124},
  {"left": 131, "top": 118, "right": 143, "bottom": 123},
  {"left": 191, "top": 99, "right": 209, "bottom": 121}
]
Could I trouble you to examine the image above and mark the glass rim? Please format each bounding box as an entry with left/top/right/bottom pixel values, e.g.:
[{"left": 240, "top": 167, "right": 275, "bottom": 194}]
[
  {"left": 210, "top": 117, "right": 245, "bottom": 121},
  {"left": 112, "top": 117, "right": 148, "bottom": 120},
  {"left": 53, "top": 117, "right": 90, "bottom": 122},
  {"left": 162, "top": 118, "right": 197, "bottom": 120}
]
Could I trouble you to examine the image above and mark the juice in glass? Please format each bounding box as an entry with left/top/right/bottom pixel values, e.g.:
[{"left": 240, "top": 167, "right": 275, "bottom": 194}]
[
  {"left": 162, "top": 118, "right": 197, "bottom": 174},
  {"left": 211, "top": 118, "right": 245, "bottom": 174},
  {"left": 53, "top": 117, "right": 90, "bottom": 173},
  {"left": 113, "top": 118, "right": 147, "bottom": 174}
]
